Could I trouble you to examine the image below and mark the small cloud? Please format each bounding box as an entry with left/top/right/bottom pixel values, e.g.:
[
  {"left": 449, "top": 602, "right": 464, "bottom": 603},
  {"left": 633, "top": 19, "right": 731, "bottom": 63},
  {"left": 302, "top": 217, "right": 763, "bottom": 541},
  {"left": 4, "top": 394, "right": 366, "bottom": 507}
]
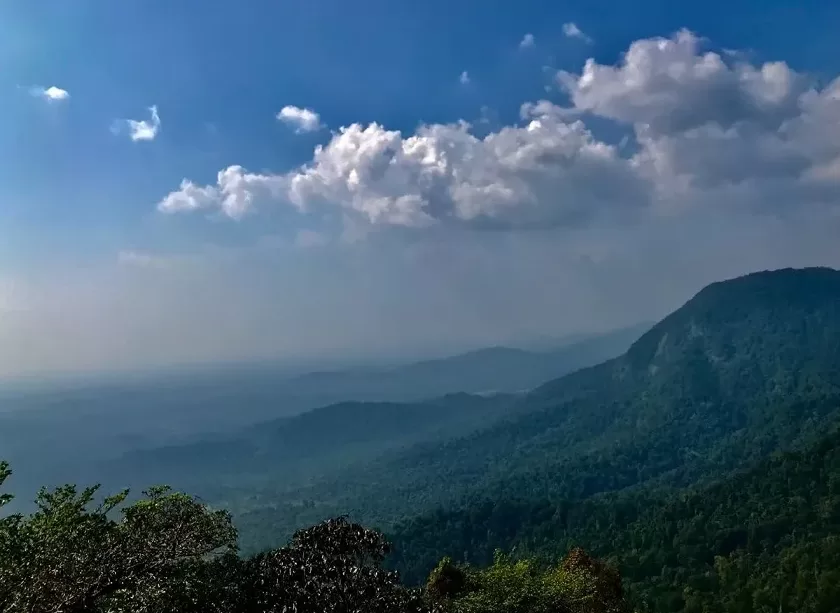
[
  {"left": 277, "top": 105, "right": 323, "bottom": 133},
  {"left": 117, "top": 250, "right": 169, "bottom": 269},
  {"left": 459, "top": 71, "right": 471, "bottom": 85},
  {"left": 113, "top": 106, "right": 161, "bottom": 142},
  {"left": 29, "top": 85, "right": 70, "bottom": 102},
  {"left": 519, "top": 33, "right": 535, "bottom": 48},
  {"left": 562, "top": 22, "right": 592, "bottom": 43},
  {"left": 294, "top": 229, "right": 329, "bottom": 248},
  {"left": 129, "top": 106, "right": 161, "bottom": 141}
]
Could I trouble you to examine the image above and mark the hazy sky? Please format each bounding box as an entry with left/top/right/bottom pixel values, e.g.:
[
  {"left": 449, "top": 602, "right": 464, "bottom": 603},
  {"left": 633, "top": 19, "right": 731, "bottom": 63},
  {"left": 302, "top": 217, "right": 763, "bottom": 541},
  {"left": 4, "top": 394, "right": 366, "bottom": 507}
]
[{"left": 2, "top": 0, "right": 840, "bottom": 379}]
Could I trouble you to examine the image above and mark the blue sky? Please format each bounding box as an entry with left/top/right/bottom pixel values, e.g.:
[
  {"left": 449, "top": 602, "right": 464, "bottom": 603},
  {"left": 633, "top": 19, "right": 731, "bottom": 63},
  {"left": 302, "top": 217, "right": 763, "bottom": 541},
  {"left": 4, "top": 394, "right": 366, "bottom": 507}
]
[{"left": 2, "top": 0, "right": 840, "bottom": 378}]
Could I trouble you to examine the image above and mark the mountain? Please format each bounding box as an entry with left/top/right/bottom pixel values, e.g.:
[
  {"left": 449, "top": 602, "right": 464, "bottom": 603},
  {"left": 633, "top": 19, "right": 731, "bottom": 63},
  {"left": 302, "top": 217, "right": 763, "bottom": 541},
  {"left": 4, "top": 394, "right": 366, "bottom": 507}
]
[
  {"left": 279, "top": 323, "right": 649, "bottom": 399},
  {"left": 228, "top": 267, "right": 840, "bottom": 552},
  {"left": 105, "top": 392, "right": 519, "bottom": 494},
  {"left": 0, "top": 324, "right": 645, "bottom": 503}
]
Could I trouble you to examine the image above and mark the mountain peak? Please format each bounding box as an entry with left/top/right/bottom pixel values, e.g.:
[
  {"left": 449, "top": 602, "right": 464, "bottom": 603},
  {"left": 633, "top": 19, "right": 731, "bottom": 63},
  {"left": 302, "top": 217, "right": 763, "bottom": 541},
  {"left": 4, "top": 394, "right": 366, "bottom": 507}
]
[{"left": 625, "top": 267, "right": 840, "bottom": 375}]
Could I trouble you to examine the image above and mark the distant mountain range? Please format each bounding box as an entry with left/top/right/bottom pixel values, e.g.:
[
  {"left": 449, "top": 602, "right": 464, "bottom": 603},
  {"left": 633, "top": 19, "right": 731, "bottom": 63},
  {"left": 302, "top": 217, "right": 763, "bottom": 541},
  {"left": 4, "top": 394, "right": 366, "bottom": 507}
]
[
  {"left": 277, "top": 323, "right": 650, "bottom": 401},
  {"left": 0, "top": 322, "right": 647, "bottom": 504},
  {"left": 98, "top": 324, "right": 649, "bottom": 492}
]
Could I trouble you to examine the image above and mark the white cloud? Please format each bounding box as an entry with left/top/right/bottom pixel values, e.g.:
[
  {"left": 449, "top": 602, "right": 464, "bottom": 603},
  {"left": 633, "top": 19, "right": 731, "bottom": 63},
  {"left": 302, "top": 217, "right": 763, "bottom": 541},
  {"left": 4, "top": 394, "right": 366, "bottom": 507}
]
[
  {"left": 520, "top": 33, "right": 535, "bottom": 48},
  {"left": 277, "top": 105, "right": 323, "bottom": 133},
  {"left": 30, "top": 85, "right": 70, "bottom": 102},
  {"left": 115, "top": 105, "right": 161, "bottom": 142},
  {"left": 556, "top": 29, "right": 840, "bottom": 214},
  {"left": 286, "top": 113, "right": 647, "bottom": 228},
  {"left": 562, "top": 23, "right": 592, "bottom": 43},
  {"left": 158, "top": 165, "right": 287, "bottom": 220},
  {"left": 156, "top": 29, "right": 840, "bottom": 236},
  {"left": 459, "top": 71, "right": 471, "bottom": 85},
  {"left": 558, "top": 30, "right": 802, "bottom": 135}
]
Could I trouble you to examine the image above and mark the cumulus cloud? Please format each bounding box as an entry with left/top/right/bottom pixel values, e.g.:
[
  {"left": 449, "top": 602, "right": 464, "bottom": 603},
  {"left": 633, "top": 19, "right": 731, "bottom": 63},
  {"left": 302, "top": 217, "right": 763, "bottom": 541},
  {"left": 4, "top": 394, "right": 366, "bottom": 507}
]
[
  {"left": 562, "top": 23, "right": 592, "bottom": 43},
  {"left": 30, "top": 85, "right": 70, "bottom": 102},
  {"left": 158, "top": 165, "right": 287, "bottom": 219},
  {"left": 459, "top": 71, "right": 471, "bottom": 85},
  {"left": 558, "top": 30, "right": 802, "bottom": 134},
  {"left": 156, "top": 30, "right": 840, "bottom": 235},
  {"left": 286, "top": 113, "right": 648, "bottom": 228},
  {"left": 277, "top": 105, "right": 323, "bottom": 133},
  {"left": 113, "top": 105, "right": 161, "bottom": 141},
  {"left": 520, "top": 33, "right": 535, "bottom": 48},
  {"left": 556, "top": 29, "right": 840, "bottom": 212}
]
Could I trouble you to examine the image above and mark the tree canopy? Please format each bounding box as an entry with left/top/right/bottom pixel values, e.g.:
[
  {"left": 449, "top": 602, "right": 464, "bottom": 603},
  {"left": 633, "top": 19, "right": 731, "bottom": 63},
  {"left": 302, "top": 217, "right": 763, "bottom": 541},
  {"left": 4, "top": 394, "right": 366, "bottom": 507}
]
[{"left": 0, "top": 462, "right": 629, "bottom": 613}]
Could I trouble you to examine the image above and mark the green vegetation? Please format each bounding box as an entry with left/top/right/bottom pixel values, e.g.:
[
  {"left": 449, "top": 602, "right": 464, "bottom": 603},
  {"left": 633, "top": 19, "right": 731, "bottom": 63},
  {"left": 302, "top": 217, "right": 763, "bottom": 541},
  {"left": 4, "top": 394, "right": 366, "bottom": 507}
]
[
  {"left": 426, "top": 550, "right": 629, "bottom": 613},
  {"left": 389, "top": 427, "right": 840, "bottom": 611},
  {"left": 0, "top": 461, "right": 629, "bottom": 613}
]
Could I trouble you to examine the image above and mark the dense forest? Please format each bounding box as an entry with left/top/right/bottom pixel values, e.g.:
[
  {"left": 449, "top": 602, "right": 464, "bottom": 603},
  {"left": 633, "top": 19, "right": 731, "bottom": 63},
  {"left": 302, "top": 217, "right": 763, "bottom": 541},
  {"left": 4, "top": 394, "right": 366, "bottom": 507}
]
[{"left": 389, "top": 427, "right": 840, "bottom": 612}]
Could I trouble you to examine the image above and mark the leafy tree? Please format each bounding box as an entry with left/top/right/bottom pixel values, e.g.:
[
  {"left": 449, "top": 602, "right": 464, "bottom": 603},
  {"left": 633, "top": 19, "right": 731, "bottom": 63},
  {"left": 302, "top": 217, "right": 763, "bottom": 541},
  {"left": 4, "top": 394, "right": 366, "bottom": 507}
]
[
  {"left": 0, "top": 464, "right": 236, "bottom": 613},
  {"left": 0, "top": 467, "right": 436, "bottom": 612},
  {"left": 430, "top": 548, "right": 630, "bottom": 613},
  {"left": 239, "top": 516, "right": 434, "bottom": 613}
]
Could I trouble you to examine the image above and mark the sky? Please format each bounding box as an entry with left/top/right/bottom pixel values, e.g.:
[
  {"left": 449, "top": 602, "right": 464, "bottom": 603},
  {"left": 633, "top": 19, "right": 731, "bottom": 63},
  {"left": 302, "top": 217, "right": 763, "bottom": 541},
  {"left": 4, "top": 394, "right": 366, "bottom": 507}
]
[{"left": 2, "top": 0, "right": 840, "bottom": 379}]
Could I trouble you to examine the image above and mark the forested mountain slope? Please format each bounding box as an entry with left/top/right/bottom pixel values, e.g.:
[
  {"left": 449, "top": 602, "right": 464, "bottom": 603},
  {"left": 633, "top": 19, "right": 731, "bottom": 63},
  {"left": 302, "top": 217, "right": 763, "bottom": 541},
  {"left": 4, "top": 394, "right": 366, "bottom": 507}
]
[
  {"left": 233, "top": 267, "right": 840, "bottom": 551},
  {"left": 107, "top": 393, "right": 519, "bottom": 493},
  {"left": 389, "top": 426, "right": 840, "bottom": 612}
]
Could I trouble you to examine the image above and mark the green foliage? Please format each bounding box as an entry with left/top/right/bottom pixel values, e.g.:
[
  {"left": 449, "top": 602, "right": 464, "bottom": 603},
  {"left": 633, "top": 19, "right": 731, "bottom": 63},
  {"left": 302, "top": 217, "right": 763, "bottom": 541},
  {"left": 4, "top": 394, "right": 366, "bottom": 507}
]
[
  {"left": 0, "top": 475, "right": 236, "bottom": 613},
  {"left": 434, "top": 549, "right": 629, "bottom": 613},
  {"left": 426, "top": 557, "right": 468, "bottom": 601}
]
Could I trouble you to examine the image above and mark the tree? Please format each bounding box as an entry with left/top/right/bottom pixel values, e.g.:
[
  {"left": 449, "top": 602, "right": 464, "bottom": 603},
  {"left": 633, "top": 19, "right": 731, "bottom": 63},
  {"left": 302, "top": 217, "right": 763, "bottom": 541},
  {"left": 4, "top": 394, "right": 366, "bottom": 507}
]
[
  {"left": 0, "top": 465, "right": 236, "bottom": 613},
  {"left": 428, "top": 548, "right": 631, "bottom": 613}
]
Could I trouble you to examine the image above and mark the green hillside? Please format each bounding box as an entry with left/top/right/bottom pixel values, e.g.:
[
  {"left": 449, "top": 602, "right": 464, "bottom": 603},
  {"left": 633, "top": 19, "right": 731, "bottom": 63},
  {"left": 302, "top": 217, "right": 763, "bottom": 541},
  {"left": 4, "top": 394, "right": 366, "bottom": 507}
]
[
  {"left": 232, "top": 267, "right": 840, "bottom": 552},
  {"left": 389, "top": 427, "right": 840, "bottom": 611}
]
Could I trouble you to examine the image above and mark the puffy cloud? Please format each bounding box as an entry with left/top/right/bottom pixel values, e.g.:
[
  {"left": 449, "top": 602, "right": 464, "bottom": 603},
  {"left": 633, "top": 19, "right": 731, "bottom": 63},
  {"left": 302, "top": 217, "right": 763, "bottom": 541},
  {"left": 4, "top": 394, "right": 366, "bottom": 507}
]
[
  {"left": 558, "top": 30, "right": 803, "bottom": 135},
  {"left": 277, "top": 105, "right": 323, "bottom": 133},
  {"left": 285, "top": 110, "right": 649, "bottom": 229},
  {"left": 562, "top": 23, "right": 592, "bottom": 43},
  {"left": 519, "top": 33, "right": 535, "bottom": 48},
  {"left": 157, "top": 30, "right": 840, "bottom": 233},
  {"left": 114, "top": 105, "right": 161, "bottom": 141},
  {"left": 30, "top": 85, "right": 70, "bottom": 101},
  {"left": 158, "top": 165, "right": 287, "bottom": 219},
  {"left": 459, "top": 71, "right": 471, "bottom": 85},
  {"left": 553, "top": 30, "right": 840, "bottom": 215}
]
